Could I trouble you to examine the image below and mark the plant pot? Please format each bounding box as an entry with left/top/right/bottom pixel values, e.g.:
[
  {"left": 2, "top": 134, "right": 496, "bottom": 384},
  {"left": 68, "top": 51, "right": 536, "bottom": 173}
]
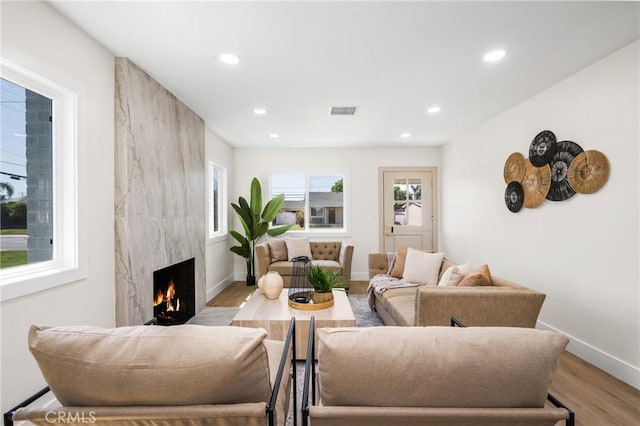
[
  {"left": 246, "top": 275, "right": 256, "bottom": 286},
  {"left": 262, "top": 271, "right": 284, "bottom": 299},
  {"left": 312, "top": 291, "right": 334, "bottom": 304}
]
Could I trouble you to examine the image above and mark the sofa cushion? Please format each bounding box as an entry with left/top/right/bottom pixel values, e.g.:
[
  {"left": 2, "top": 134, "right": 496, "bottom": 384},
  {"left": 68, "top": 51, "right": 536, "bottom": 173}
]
[
  {"left": 285, "top": 237, "right": 313, "bottom": 260},
  {"left": 459, "top": 264, "right": 493, "bottom": 287},
  {"left": 317, "top": 326, "right": 568, "bottom": 408},
  {"left": 267, "top": 238, "right": 288, "bottom": 262},
  {"left": 381, "top": 294, "right": 416, "bottom": 326},
  {"left": 311, "top": 260, "right": 342, "bottom": 274},
  {"left": 310, "top": 242, "right": 341, "bottom": 261},
  {"left": 402, "top": 248, "right": 444, "bottom": 286},
  {"left": 28, "top": 324, "right": 273, "bottom": 407},
  {"left": 437, "top": 263, "right": 472, "bottom": 287}
]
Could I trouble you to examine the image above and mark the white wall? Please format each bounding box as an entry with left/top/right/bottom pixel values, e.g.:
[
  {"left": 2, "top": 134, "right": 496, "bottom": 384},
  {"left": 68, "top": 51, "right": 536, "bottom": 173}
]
[
  {"left": 231, "top": 147, "right": 442, "bottom": 279},
  {"left": 205, "top": 128, "right": 235, "bottom": 301},
  {"left": 441, "top": 41, "right": 639, "bottom": 388},
  {"left": 0, "top": 2, "right": 115, "bottom": 410}
]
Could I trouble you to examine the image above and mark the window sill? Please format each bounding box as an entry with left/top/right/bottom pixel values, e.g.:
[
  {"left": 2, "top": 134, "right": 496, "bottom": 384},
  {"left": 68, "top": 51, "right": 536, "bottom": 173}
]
[
  {"left": 207, "top": 234, "right": 229, "bottom": 245},
  {"left": 0, "top": 263, "right": 87, "bottom": 302}
]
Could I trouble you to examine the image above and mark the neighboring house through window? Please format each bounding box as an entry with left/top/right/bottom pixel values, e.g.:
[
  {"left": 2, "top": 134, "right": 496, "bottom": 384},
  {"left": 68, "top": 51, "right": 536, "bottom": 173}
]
[{"left": 270, "top": 173, "right": 346, "bottom": 233}]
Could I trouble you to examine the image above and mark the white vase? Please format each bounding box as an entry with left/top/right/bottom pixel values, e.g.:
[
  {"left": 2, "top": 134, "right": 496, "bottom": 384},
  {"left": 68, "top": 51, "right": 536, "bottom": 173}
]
[
  {"left": 262, "top": 271, "right": 283, "bottom": 299},
  {"left": 257, "top": 275, "right": 265, "bottom": 293}
]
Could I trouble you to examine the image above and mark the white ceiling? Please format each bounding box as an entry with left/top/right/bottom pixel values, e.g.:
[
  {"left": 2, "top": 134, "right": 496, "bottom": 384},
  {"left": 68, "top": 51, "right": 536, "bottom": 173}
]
[{"left": 49, "top": 1, "right": 639, "bottom": 148}]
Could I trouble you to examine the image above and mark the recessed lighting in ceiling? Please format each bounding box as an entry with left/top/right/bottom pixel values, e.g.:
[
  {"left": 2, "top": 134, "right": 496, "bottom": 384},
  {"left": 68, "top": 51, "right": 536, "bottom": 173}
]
[
  {"left": 400, "top": 133, "right": 411, "bottom": 138},
  {"left": 483, "top": 49, "right": 506, "bottom": 63},
  {"left": 269, "top": 134, "right": 280, "bottom": 139},
  {"left": 219, "top": 53, "right": 240, "bottom": 65},
  {"left": 427, "top": 105, "right": 441, "bottom": 114},
  {"left": 253, "top": 108, "right": 267, "bottom": 115}
]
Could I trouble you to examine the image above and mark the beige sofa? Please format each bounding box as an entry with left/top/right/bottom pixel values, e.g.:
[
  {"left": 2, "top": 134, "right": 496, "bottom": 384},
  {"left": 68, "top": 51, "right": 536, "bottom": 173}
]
[
  {"left": 368, "top": 254, "right": 546, "bottom": 327},
  {"left": 256, "top": 239, "right": 354, "bottom": 286},
  {"left": 11, "top": 321, "right": 295, "bottom": 426},
  {"left": 303, "top": 325, "right": 573, "bottom": 426}
]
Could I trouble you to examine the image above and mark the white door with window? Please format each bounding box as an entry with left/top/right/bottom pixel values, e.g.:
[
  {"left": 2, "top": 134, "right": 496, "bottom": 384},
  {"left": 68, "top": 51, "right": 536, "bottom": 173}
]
[{"left": 380, "top": 168, "right": 437, "bottom": 252}]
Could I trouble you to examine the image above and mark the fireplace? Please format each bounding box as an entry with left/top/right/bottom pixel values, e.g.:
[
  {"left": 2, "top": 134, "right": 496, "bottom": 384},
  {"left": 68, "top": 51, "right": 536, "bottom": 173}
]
[{"left": 152, "top": 258, "right": 196, "bottom": 325}]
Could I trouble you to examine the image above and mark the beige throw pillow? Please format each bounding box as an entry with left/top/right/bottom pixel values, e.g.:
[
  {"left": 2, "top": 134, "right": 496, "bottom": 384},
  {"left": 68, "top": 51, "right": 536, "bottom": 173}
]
[
  {"left": 285, "top": 237, "right": 312, "bottom": 260},
  {"left": 389, "top": 246, "right": 408, "bottom": 278},
  {"left": 267, "top": 238, "right": 288, "bottom": 262},
  {"left": 437, "top": 263, "right": 472, "bottom": 287},
  {"left": 458, "top": 264, "right": 493, "bottom": 286},
  {"left": 402, "top": 248, "right": 445, "bottom": 286}
]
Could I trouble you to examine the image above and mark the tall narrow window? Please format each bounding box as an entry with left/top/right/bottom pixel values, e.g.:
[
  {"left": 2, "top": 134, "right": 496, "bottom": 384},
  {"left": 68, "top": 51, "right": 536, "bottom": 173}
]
[
  {"left": 1, "top": 77, "right": 53, "bottom": 269},
  {"left": 209, "top": 162, "right": 227, "bottom": 239},
  {"left": 270, "top": 173, "right": 346, "bottom": 233},
  {"left": 1, "top": 58, "right": 82, "bottom": 302}
]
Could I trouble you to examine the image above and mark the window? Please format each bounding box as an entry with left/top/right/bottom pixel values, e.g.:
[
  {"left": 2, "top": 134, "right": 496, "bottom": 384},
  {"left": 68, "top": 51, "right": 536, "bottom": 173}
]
[
  {"left": 270, "top": 173, "right": 346, "bottom": 233},
  {"left": 208, "top": 162, "right": 227, "bottom": 239},
  {"left": 0, "top": 58, "right": 83, "bottom": 302}
]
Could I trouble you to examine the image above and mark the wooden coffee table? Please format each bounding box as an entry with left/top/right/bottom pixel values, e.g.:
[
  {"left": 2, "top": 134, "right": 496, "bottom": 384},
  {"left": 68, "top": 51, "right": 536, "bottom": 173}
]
[{"left": 231, "top": 288, "right": 356, "bottom": 359}]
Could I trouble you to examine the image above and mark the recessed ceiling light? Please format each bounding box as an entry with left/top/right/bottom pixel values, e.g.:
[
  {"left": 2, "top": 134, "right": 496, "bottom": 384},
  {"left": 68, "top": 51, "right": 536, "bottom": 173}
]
[
  {"left": 400, "top": 133, "right": 411, "bottom": 138},
  {"left": 483, "top": 49, "right": 506, "bottom": 63},
  {"left": 427, "top": 106, "right": 441, "bottom": 114},
  {"left": 253, "top": 108, "right": 267, "bottom": 115},
  {"left": 269, "top": 134, "right": 280, "bottom": 139},
  {"left": 219, "top": 53, "right": 240, "bottom": 65}
]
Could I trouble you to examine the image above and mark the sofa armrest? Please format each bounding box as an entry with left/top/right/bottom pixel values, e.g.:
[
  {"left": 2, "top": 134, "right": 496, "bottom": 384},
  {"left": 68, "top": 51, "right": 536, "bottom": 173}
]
[
  {"left": 338, "top": 244, "right": 354, "bottom": 283},
  {"left": 415, "top": 286, "right": 545, "bottom": 328},
  {"left": 255, "top": 243, "right": 270, "bottom": 277},
  {"left": 368, "top": 253, "right": 388, "bottom": 279}
]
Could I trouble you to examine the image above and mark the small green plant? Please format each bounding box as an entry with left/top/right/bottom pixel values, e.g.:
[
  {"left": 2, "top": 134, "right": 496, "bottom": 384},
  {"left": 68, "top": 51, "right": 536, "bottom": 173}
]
[{"left": 306, "top": 265, "right": 344, "bottom": 293}]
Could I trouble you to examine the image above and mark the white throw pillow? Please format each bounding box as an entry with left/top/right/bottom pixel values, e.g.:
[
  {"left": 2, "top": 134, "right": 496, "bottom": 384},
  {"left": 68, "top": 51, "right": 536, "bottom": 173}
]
[
  {"left": 285, "top": 237, "right": 312, "bottom": 260},
  {"left": 402, "top": 248, "right": 445, "bottom": 286},
  {"left": 437, "top": 263, "right": 472, "bottom": 287}
]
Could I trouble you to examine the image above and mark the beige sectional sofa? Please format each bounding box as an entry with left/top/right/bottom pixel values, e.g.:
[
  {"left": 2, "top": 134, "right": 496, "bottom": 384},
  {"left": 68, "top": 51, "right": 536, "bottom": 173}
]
[
  {"left": 368, "top": 253, "right": 546, "bottom": 327},
  {"left": 256, "top": 239, "right": 354, "bottom": 286},
  {"left": 304, "top": 325, "right": 573, "bottom": 426}
]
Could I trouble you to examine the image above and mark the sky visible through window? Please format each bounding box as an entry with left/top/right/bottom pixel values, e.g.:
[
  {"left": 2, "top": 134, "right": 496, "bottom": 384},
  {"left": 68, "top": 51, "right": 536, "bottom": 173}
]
[
  {"left": 272, "top": 175, "right": 340, "bottom": 201},
  {"left": 1, "top": 78, "right": 27, "bottom": 199}
]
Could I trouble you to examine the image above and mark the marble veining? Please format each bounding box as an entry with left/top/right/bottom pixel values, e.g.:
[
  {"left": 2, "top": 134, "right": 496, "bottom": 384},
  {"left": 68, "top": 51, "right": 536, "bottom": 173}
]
[{"left": 114, "top": 58, "right": 205, "bottom": 326}]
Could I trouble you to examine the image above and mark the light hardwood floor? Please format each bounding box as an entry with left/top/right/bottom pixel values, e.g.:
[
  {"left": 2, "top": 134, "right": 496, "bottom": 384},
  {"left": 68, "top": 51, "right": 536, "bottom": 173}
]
[{"left": 208, "top": 281, "right": 640, "bottom": 426}]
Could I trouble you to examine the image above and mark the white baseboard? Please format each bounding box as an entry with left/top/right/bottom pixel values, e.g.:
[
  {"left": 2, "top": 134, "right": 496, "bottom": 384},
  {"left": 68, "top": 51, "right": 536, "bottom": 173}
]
[
  {"left": 537, "top": 320, "right": 639, "bottom": 390},
  {"left": 206, "top": 274, "right": 235, "bottom": 302}
]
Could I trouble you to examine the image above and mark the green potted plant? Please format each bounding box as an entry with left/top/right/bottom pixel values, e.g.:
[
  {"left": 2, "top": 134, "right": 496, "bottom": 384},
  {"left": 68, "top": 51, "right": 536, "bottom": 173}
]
[
  {"left": 230, "top": 177, "right": 291, "bottom": 286},
  {"left": 306, "top": 265, "right": 345, "bottom": 304}
]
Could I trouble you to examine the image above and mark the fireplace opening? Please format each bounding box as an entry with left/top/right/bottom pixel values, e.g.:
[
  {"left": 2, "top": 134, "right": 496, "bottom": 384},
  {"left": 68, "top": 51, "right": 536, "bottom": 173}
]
[{"left": 152, "top": 258, "right": 195, "bottom": 325}]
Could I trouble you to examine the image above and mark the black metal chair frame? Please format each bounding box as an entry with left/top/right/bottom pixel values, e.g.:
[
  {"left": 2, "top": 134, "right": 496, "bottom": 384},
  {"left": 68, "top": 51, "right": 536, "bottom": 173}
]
[
  {"left": 449, "top": 315, "right": 575, "bottom": 426},
  {"left": 3, "top": 317, "right": 298, "bottom": 426},
  {"left": 301, "top": 316, "right": 315, "bottom": 426}
]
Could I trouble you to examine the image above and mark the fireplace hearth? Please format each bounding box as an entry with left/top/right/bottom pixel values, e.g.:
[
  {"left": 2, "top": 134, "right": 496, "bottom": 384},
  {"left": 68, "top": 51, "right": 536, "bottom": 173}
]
[{"left": 153, "top": 258, "right": 196, "bottom": 325}]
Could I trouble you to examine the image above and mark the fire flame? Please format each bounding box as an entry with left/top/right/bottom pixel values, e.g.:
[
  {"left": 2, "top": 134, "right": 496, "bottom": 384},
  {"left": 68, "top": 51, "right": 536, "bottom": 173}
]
[{"left": 153, "top": 279, "right": 180, "bottom": 312}]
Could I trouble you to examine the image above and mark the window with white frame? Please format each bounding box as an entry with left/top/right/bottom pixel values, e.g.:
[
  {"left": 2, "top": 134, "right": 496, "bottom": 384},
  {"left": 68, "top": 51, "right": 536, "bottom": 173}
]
[
  {"left": 0, "top": 58, "right": 84, "bottom": 302},
  {"left": 270, "top": 173, "right": 346, "bottom": 233},
  {"left": 209, "top": 162, "right": 227, "bottom": 239}
]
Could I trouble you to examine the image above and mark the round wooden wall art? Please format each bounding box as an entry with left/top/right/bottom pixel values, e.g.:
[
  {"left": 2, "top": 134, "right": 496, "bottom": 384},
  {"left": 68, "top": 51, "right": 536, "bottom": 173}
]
[{"left": 503, "top": 131, "right": 609, "bottom": 213}]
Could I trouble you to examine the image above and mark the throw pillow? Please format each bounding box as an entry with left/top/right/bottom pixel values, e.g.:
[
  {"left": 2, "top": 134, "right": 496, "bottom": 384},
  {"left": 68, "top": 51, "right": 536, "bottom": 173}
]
[
  {"left": 437, "top": 263, "right": 472, "bottom": 287},
  {"left": 285, "top": 237, "right": 312, "bottom": 261},
  {"left": 267, "top": 238, "right": 288, "bottom": 262},
  {"left": 389, "top": 246, "right": 408, "bottom": 278},
  {"left": 402, "top": 248, "right": 445, "bottom": 286},
  {"left": 458, "top": 264, "right": 493, "bottom": 287}
]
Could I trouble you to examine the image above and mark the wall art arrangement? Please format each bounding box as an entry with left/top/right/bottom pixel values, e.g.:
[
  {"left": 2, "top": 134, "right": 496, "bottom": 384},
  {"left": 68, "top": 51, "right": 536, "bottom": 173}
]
[{"left": 503, "top": 130, "right": 610, "bottom": 213}]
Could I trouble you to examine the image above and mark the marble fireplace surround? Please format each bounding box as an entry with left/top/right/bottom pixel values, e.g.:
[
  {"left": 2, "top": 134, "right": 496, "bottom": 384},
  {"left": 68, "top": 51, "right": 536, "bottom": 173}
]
[{"left": 114, "top": 58, "right": 206, "bottom": 326}]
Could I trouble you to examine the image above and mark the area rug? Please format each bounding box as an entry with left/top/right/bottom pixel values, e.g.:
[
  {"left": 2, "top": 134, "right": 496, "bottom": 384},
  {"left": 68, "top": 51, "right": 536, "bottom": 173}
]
[{"left": 284, "top": 293, "right": 383, "bottom": 425}]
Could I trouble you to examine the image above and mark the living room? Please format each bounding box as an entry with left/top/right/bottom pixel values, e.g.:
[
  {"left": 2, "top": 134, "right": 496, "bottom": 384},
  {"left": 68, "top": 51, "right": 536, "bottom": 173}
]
[{"left": 1, "top": 0, "right": 638, "bottom": 421}]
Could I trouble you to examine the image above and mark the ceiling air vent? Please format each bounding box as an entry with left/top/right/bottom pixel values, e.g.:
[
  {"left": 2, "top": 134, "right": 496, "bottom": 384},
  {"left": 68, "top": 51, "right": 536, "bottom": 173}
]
[{"left": 330, "top": 106, "right": 358, "bottom": 116}]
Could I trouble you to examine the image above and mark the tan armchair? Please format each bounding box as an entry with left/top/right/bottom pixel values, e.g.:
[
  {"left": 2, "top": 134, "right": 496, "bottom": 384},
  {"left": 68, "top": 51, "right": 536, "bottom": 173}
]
[
  {"left": 8, "top": 320, "right": 297, "bottom": 426},
  {"left": 256, "top": 240, "right": 353, "bottom": 286},
  {"left": 303, "top": 322, "right": 574, "bottom": 426}
]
